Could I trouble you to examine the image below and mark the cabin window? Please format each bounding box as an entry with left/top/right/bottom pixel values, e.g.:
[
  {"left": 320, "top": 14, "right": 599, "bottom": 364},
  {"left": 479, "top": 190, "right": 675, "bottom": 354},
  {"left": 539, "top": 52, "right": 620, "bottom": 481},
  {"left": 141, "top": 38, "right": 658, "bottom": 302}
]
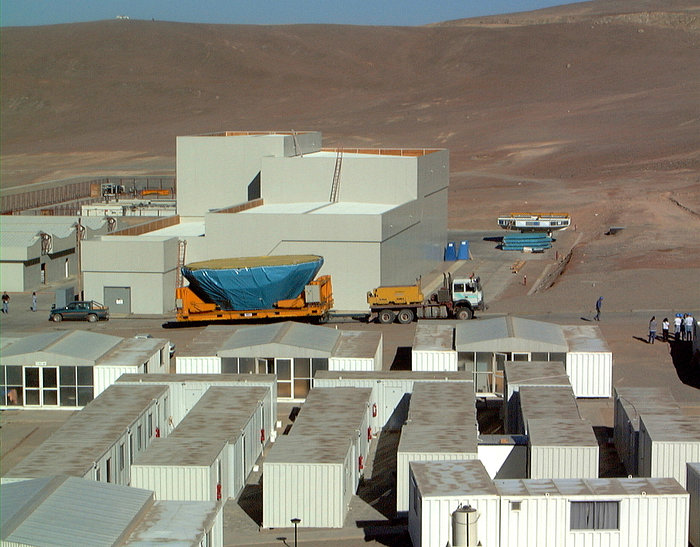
[{"left": 570, "top": 501, "right": 619, "bottom": 530}]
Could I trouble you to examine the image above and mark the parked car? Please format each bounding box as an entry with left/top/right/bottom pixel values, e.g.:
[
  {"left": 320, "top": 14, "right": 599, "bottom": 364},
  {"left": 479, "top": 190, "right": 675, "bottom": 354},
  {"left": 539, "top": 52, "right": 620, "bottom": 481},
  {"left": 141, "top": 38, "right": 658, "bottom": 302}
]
[{"left": 49, "top": 300, "right": 110, "bottom": 322}]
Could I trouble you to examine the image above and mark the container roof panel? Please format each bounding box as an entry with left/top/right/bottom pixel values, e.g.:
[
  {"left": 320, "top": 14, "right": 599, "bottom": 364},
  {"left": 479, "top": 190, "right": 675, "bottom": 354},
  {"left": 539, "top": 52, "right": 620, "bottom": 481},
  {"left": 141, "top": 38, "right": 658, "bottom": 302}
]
[
  {"left": 265, "top": 433, "right": 354, "bottom": 463},
  {"left": 528, "top": 418, "right": 598, "bottom": 447},
  {"left": 1, "top": 331, "right": 123, "bottom": 363},
  {"left": 614, "top": 386, "right": 681, "bottom": 430},
  {"left": 179, "top": 325, "right": 235, "bottom": 357},
  {"left": 116, "top": 372, "right": 276, "bottom": 385},
  {"left": 2, "top": 476, "right": 153, "bottom": 546},
  {"left": 314, "top": 371, "right": 473, "bottom": 382},
  {"left": 640, "top": 414, "right": 700, "bottom": 441},
  {"left": 97, "top": 337, "right": 168, "bottom": 368},
  {"left": 504, "top": 361, "right": 570, "bottom": 387},
  {"left": 124, "top": 500, "right": 219, "bottom": 545},
  {"left": 561, "top": 325, "right": 611, "bottom": 353},
  {"left": 399, "top": 423, "right": 479, "bottom": 453},
  {"left": 219, "top": 322, "right": 340, "bottom": 354},
  {"left": 410, "top": 460, "right": 498, "bottom": 497},
  {"left": 519, "top": 385, "right": 580, "bottom": 423},
  {"left": 495, "top": 477, "right": 687, "bottom": 497},
  {"left": 455, "top": 317, "right": 568, "bottom": 353},
  {"left": 332, "top": 330, "right": 382, "bottom": 359},
  {"left": 413, "top": 323, "right": 454, "bottom": 352}
]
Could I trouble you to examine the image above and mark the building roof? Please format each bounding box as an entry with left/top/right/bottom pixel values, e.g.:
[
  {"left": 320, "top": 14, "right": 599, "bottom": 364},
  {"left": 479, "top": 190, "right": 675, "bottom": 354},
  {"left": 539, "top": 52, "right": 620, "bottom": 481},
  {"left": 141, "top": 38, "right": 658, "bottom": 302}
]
[
  {"left": 495, "top": 476, "right": 687, "bottom": 497},
  {"left": 528, "top": 418, "right": 598, "bottom": 447},
  {"left": 519, "top": 385, "right": 581, "bottom": 426},
  {"left": 413, "top": 323, "right": 454, "bottom": 352},
  {"left": 1, "top": 330, "right": 124, "bottom": 366},
  {"left": 504, "top": 361, "right": 570, "bottom": 389},
  {"left": 1, "top": 476, "right": 153, "bottom": 546},
  {"left": 219, "top": 322, "right": 341, "bottom": 356},
  {"left": 1, "top": 216, "right": 106, "bottom": 237},
  {"left": 614, "top": 386, "right": 681, "bottom": 430},
  {"left": 116, "top": 372, "right": 277, "bottom": 385},
  {"left": 411, "top": 460, "right": 497, "bottom": 497},
  {"left": 455, "top": 316, "right": 568, "bottom": 353},
  {"left": 0, "top": 230, "right": 39, "bottom": 249},
  {"left": 97, "top": 337, "right": 168, "bottom": 368},
  {"left": 399, "top": 423, "right": 479, "bottom": 454},
  {"left": 123, "top": 500, "right": 220, "bottom": 546},
  {"left": 561, "top": 325, "right": 611, "bottom": 353},
  {"left": 314, "top": 371, "right": 473, "bottom": 382},
  {"left": 135, "top": 386, "right": 269, "bottom": 466},
  {"left": 264, "top": 434, "right": 354, "bottom": 464},
  {"left": 6, "top": 385, "right": 168, "bottom": 478},
  {"left": 332, "top": 330, "right": 382, "bottom": 359},
  {"left": 640, "top": 413, "right": 700, "bottom": 442}
]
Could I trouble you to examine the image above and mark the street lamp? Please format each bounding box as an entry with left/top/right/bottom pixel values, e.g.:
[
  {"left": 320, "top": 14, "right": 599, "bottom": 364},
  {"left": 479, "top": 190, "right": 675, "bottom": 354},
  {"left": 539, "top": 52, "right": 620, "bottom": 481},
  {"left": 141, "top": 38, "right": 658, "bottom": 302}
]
[{"left": 290, "top": 517, "right": 301, "bottom": 547}]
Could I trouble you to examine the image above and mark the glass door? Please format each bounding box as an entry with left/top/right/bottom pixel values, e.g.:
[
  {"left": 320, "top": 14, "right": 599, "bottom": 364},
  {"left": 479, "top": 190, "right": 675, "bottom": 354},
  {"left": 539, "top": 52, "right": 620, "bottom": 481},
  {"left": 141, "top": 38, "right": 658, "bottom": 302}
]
[
  {"left": 493, "top": 353, "right": 507, "bottom": 397},
  {"left": 24, "top": 366, "right": 58, "bottom": 406}
]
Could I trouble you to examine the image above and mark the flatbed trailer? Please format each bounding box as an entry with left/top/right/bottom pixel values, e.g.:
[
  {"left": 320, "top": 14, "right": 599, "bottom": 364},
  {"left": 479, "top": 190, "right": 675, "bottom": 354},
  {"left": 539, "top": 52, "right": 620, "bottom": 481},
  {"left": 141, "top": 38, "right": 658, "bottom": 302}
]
[{"left": 176, "top": 275, "right": 333, "bottom": 323}]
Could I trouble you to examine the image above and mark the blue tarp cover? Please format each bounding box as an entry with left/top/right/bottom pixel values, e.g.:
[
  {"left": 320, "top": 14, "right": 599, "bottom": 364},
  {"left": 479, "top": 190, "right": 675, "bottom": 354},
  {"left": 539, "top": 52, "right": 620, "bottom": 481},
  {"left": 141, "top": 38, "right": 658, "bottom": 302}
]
[{"left": 182, "top": 255, "right": 323, "bottom": 310}]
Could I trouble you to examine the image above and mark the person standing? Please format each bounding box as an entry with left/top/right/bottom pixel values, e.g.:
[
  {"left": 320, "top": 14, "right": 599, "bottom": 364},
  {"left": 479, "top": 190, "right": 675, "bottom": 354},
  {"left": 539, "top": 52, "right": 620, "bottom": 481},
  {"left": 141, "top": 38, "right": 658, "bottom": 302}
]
[
  {"left": 685, "top": 313, "right": 695, "bottom": 342},
  {"left": 662, "top": 318, "right": 669, "bottom": 342},
  {"left": 1, "top": 292, "right": 9, "bottom": 314},
  {"left": 681, "top": 314, "right": 687, "bottom": 341},
  {"left": 594, "top": 296, "right": 603, "bottom": 321},
  {"left": 674, "top": 314, "right": 683, "bottom": 341},
  {"left": 31, "top": 292, "right": 37, "bottom": 312},
  {"left": 648, "top": 316, "right": 657, "bottom": 344}
]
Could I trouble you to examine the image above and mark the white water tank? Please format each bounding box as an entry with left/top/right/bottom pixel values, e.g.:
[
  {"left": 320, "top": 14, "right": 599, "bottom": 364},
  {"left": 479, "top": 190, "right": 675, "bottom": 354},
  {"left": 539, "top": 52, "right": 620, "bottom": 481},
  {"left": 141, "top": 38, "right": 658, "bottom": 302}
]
[{"left": 452, "top": 504, "right": 479, "bottom": 546}]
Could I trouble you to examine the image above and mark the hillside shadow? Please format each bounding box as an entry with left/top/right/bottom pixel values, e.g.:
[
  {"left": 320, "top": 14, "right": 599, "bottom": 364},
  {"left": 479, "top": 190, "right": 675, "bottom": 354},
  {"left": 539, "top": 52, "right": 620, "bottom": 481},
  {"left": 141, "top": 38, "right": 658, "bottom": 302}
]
[{"left": 669, "top": 340, "right": 700, "bottom": 388}]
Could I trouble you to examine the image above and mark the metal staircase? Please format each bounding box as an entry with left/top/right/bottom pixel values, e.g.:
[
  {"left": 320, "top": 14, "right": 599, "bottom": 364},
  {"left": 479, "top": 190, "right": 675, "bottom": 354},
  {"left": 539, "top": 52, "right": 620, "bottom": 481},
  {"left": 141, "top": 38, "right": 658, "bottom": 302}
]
[{"left": 176, "top": 239, "right": 187, "bottom": 288}]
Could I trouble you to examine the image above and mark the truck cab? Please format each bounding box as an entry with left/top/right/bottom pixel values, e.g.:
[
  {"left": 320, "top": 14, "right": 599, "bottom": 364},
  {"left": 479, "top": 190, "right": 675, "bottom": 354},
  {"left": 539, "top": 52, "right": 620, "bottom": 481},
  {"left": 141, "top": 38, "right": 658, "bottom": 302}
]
[{"left": 451, "top": 276, "right": 484, "bottom": 310}]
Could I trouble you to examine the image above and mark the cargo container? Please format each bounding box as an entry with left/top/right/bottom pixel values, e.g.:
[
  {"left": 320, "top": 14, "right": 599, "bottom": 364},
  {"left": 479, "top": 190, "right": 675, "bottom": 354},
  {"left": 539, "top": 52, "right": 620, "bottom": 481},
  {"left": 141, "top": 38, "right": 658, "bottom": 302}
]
[
  {"left": 411, "top": 323, "right": 457, "bottom": 371},
  {"left": 638, "top": 414, "right": 700, "bottom": 488},
  {"left": 612, "top": 387, "right": 680, "bottom": 475},
  {"left": 562, "top": 325, "right": 613, "bottom": 398},
  {"left": 527, "top": 418, "right": 599, "bottom": 479}
]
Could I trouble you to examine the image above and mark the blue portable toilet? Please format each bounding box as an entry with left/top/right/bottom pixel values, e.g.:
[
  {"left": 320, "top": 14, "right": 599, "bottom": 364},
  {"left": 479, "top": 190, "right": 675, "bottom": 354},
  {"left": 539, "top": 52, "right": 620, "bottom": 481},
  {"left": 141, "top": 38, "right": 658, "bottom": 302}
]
[
  {"left": 457, "top": 240, "right": 470, "bottom": 260},
  {"left": 444, "top": 241, "right": 457, "bottom": 261}
]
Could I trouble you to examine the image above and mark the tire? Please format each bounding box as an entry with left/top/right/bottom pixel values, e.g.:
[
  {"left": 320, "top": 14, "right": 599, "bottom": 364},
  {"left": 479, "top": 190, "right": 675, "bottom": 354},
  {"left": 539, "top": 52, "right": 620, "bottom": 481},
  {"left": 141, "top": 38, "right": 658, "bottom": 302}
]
[
  {"left": 455, "top": 307, "right": 473, "bottom": 320},
  {"left": 316, "top": 313, "right": 329, "bottom": 325},
  {"left": 396, "top": 308, "right": 414, "bottom": 324},
  {"left": 52, "top": 314, "right": 63, "bottom": 322},
  {"left": 378, "top": 309, "right": 396, "bottom": 324},
  {"left": 87, "top": 314, "right": 98, "bottom": 323}
]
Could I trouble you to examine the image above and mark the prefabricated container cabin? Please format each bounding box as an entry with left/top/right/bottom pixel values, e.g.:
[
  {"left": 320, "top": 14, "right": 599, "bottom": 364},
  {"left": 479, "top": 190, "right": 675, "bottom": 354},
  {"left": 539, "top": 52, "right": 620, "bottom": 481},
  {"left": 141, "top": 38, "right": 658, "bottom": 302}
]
[
  {"left": 5, "top": 384, "right": 169, "bottom": 486},
  {"left": 527, "top": 418, "right": 599, "bottom": 479},
  {"left": 263, "top": 387, "right": 372, "bottom": 528},
  {"left": 130, "top": 385, "right": 272, "bottom": 501},
  {"left": 411, "top": 323, "right": 457, "bottom": 372}
]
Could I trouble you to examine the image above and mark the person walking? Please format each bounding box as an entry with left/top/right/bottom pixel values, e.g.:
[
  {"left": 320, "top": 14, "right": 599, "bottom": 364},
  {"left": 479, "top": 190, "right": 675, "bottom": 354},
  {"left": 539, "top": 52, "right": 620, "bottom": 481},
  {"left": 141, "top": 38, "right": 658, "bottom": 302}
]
[
  {"left": 648, "top": 316, "right": 657, "bottom": 344},
  {"left": 31, "top": 292, "right": 37, "bottom": 312},
  {"left": 674, "top": 314, "right": 683, "bottom": 341},
  {"left": 662, "top": 318, "right": 669, "bottom": 342},
  {"left": 594, "top": 296, "right": 603, "bottom": 321},
  {"left": 685, "top": 313, "right": 695, "bottom": 342},
  {"left": 1, "top": 292, "right": 9, "bottom": 314}
]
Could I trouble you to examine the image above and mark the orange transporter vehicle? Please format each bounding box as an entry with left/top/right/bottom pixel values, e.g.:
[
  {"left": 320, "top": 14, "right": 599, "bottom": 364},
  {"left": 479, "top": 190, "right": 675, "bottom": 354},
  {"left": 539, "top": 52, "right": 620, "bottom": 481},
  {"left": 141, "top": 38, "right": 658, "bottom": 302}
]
[{"left": 175, "top": 255, "right": 333, "bottom": 323}]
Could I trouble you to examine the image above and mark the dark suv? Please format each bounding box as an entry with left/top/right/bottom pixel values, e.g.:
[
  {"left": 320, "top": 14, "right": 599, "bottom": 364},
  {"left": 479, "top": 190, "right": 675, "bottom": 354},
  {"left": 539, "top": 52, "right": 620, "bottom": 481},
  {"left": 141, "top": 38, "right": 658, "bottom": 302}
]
[{"left": 49, "top": 300, "right": 110, "bottom": 322}]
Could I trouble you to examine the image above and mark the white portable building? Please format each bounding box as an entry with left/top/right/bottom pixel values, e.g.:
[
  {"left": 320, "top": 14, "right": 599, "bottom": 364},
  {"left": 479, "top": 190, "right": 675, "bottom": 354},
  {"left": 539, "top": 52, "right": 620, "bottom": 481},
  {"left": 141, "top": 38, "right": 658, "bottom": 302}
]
[
  {"left": 688, "top": 462, "right": 700, "bottom": 547},
  {"left": 528, "top": 418, "right": 599, "bottom": 479},
  {"left": 561, "top": 325, "right": 613, "bottom": 398},
  {"left": 411, "top": 323, "right": 457, "bottom": 372},
  {"left": 408, "top": 460, "right": 690, "bottom": 547},
  {"left": 638, "top": 414, "right": 700, "bottom": 488},
  {"left": 116, "top": 373, "right": 277, "bottom": 430},
  {"left": 263, "top": 387, "right": 372, "bottom": 528},
  {"left": 612, "top": 386, "right": 680, "bottom": 475},
  {"left": 408, "top": 460, "right": 500, "bottom": 547},
  {"left": 396, "top": 382, "right": 478, "bottom": 514},
  {"left": 5, "top": 384, "right": 169, "bottom": 486},
  {"left": 503, "top": 361, "right": 571, "bottom": 433},
  {"left": 176, "top": 322, "right": 381, "bottom": 400},
  {"left": 130, "top": 385, "right": 272, "bottom": 501},
  {"left": 313, "top": 370, "right": 473, "bottom": 431},
  {"left": 0, "top": 331, "right": 169, "bottom": 409}
]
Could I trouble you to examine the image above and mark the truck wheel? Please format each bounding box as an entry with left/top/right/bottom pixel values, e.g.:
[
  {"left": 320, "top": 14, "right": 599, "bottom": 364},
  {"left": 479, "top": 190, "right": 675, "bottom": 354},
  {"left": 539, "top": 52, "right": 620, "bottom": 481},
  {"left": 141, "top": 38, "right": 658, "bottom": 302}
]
[
  {"left": 455, "top": 307, "right": 473, "bottom": 320},
  {"left": 52, "top": 314, "right": 63, "bottom": 322},
  {"left": 87, "top": 314, "right": 98, "bottom": 323},
  {"left": 378, "top": 310, "right": 396, "bottom": 324},
  {"left": 396, "top": 309, "right": 414, "bottom": 324}
]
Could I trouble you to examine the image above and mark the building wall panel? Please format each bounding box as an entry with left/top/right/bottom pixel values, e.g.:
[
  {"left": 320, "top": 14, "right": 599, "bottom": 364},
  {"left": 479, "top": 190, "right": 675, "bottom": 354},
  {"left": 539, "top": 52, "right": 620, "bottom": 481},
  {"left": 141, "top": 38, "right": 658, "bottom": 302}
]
[
  {"left": 566, "top": 351, "right": 612, "bottom": 398},
  {"left": 131, "top": 465, "right": 210, "bottom": 501},
  {"left": 175, "top": 356, "right": 222, "bottom": 374},
  {"left": 688, "top": 463, "right": 700, "bottom": 547},
  {"left": 329, "top": 357, "right": 377, "bottom": 372},
  {"left": 411, "top": 350, "right": 458, "bottom": 372},
  {"left": 529, "top": 445, "right": 599, "bottom": 479}
]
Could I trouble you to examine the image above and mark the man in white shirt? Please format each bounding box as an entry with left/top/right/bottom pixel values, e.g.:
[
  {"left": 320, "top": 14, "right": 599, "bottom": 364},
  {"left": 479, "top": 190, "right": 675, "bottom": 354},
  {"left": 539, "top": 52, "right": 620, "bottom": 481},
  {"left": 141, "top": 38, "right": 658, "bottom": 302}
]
[{"left": 685, "top": 313, "right": 694, "bottom": 342}]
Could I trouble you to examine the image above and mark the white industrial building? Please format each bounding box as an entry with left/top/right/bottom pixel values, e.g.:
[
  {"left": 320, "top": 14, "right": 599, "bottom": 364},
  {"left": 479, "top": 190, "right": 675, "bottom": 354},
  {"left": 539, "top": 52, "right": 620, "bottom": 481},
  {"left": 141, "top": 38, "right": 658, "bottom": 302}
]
[
  {"left": 263, "top": 387, "right": 372, "bottom": 528},
  {"left": 81, "top": 130, "right": 449, "bottom": 313},
  {"left": 408, "top": 459, "right": 690, "bottom": 547},
  {"left": 0, "top": 476, "right": 223, "bottom": 547},
  {"left": 131, "top": 385, "right": 273, "bottom": 502},
  {"left": 116, "top": 372, "right": 277, "bottom": 428},
  {"left": 412, "top": 316, "right": 612, "bottom": 398},
  {"left": 396, "top": 382, "right": 479, "bottom": 514},
  {"left": 0, "top": 216, "right": 111, "bottom": 292},
  {"left": 5, "top": 384, "right": 170, "bottom": 485},
  {"left": 0, "top": 331, "right": 169, "bottom": 408},
  {"left": 176, "top": 322, "right": 382, "bottom": 400}
]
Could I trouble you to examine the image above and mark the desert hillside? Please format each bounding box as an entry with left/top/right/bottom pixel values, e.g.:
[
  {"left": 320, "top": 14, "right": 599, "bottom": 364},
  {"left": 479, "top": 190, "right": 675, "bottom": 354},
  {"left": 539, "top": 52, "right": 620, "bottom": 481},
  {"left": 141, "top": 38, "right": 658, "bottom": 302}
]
[{"left": 1, "top": 0, "right": 699, "bottom": 308}]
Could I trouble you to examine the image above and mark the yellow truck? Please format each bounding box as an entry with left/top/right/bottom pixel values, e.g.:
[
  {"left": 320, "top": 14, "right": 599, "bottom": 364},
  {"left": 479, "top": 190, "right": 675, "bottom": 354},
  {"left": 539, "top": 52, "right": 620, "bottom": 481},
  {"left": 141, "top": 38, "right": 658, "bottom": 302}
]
[{"left": 367, "top": 274, "right": 484, "bottom": 324}]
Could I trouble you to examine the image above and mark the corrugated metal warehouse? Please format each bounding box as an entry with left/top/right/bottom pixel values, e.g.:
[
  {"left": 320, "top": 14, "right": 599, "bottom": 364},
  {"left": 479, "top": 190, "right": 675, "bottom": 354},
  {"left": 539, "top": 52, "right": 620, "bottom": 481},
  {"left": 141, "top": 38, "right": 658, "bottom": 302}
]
[
  {"left": 503, "top": 360, "right": 571, "bottom": 434},
  {"left": 0, "top": 331, "right": 169, "bottom": 408},
  {"left": 0, "top": 476, "right": 224, "bottom": 547},
  {"left": 263, "top": 387, "right": 372, "bottom": 528},
  {"left": 396, "top": 382, "right": 478, "bottom": 514},
  {"left": 313, "top": 370, "right": 473, "bottom": 431},
  {"left": 638, "top": 414, "right": 700, "bottom": 488},
  {"left": 116, "top": 372, "right": 277, "bottom": 430},
  {"left": 131, "top": 385, "right": 273, "bottom": 502},
  {"left": 612, "top": 386, "right": 681, "bottom": 476},
  {"left": 176, "top": 322, "right": 381, "bottom": 400},
  {"left": 5, "top": 384, "right": 169, "bottom": 485},
  {"left": 408, "top": 459, "right": 690, "bottom": 547}
]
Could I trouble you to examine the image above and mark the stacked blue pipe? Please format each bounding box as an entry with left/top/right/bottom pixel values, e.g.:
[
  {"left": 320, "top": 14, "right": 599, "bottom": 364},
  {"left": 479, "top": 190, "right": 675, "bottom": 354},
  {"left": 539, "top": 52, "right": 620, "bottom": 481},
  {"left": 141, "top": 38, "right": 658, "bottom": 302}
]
[{"left": 502, "top": 233, "right": 552, "bottom": 251}]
